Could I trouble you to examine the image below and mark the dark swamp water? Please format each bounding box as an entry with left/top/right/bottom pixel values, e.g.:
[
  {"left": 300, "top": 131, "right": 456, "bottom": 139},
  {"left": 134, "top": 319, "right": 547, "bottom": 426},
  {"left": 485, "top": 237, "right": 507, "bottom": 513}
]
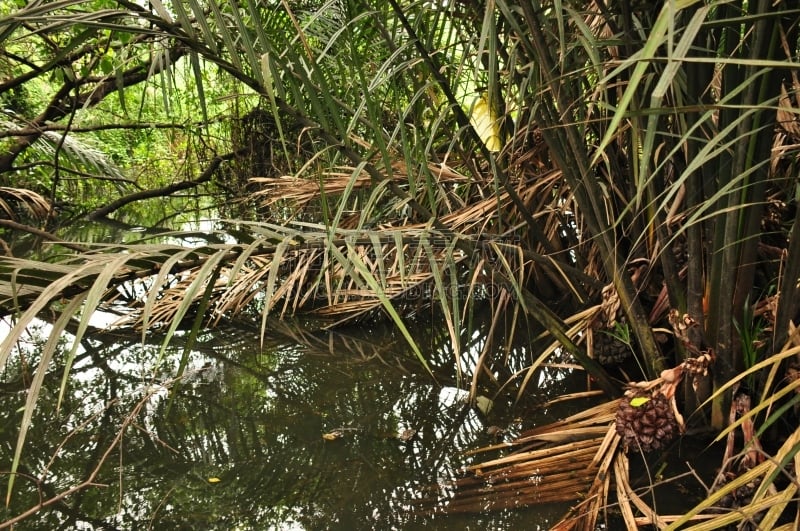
[
  {"left": 0, "top": 218, "right": 607, "bottom": 529},
  {"left": 0, "top": 313, "right": 591, "bottom": 530}
]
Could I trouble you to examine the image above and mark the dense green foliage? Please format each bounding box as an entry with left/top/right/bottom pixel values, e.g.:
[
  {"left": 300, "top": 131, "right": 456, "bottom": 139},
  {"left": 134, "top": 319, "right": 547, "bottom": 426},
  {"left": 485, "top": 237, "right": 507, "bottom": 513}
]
[{"left": 1, "top": 0, "right": 800, "bottom": 527}]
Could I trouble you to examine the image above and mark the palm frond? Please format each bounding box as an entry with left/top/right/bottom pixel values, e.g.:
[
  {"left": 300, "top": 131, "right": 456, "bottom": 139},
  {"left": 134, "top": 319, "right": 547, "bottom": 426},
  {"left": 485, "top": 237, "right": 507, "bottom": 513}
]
[
  {"left": 0, "top": 187, "right": 50, "bottom": 222},
  {"left": 37, "top": 130, "right": 127, "bottom": 182},
  {"left": 0, "top": 223, "right": 492, "bottom": 339},
  {"left": 414, "top": 398, "right": 620, "bottom": 517},
  {"left": 427, "top": 344, "right": 800, "bottom": 528}
]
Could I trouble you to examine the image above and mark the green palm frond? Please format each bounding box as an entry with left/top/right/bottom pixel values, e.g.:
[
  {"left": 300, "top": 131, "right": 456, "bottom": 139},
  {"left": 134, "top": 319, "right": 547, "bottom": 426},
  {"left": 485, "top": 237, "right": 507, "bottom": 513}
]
[
  {"left": 0, "top": 223, "right": 494, "bottom": 339},
  {"left": 1, "top": 115, "right": 128, "bottom": 189},
  {"left": 37, "top": 130, "right": 127, "bottom": 183}
]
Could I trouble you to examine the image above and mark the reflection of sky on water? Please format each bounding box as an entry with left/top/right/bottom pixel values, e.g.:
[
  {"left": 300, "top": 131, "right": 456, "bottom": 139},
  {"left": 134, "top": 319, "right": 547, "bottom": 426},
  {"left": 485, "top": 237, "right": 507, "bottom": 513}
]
[
  {"left": 0, "top": 315, "right": 583, "bottom": 529},
  {"left": 0, "top": 217, "right": 587, "bottom": 528}
]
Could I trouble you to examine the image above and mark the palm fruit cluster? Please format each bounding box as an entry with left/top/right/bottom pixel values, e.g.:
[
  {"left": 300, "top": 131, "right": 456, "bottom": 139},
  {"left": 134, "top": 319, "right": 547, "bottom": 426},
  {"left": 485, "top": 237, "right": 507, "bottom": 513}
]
[
  {"left": 615, "top": 389, "right": 681, "bottom": 453},
  {"left": 615, "top": 351, "right": 711, "bottom": 453},
  {"left": 593, "top": 331, "right": 632, "bottom": 365},
  {"left": 592, "top": 283, "right": 632, "bottom": 365},
  {"left": 712, "top": 470, "right": 759, "bottom": 511},
  {"left": 709, "top": 462, "right": 763, "bottom": 530}
]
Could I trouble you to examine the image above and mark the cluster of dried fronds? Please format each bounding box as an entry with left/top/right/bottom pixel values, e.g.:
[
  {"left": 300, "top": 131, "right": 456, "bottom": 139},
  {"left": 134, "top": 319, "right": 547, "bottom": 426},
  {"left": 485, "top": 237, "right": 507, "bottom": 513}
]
[
  {"left": 422, "top": 347, "right": 800, "bottom": 530},
  {"left": 413, "top": 397, "right": 619, "bottom": 518}
]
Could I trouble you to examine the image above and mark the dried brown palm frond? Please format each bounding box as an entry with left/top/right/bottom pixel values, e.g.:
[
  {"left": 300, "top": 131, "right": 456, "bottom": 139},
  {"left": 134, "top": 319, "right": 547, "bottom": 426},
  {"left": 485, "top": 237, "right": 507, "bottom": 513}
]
[
  {"left": 413, "top": 399, "right": 621, "bottom": 517},
  {"left": 1, "top": 216, "right": 524, "bottom": 383},
  {"left": 0, "top": 187, "right": 50, "bottom": 222},
  {"left": 251, "top": 159, "right": 471, "bottom": 210},
  {"left": 250, "top": 149, "right": 572, "bottom": 268},
  {"left": 436, "top": 192, "right": 515, "bottom": 234},
  {"left": 103, "top": 225, "right": 480, "bottom": 332},
  {"left": 251, "top": 171, "right": 373, "bottom": 209},
  {"left": 550, "top": 430, "right": 622, "bottom": 531},
  {"left": 416, "top": 352, "right": 726, "bottom": 528},
  {"left": 245, "top": 120, "right": 579, "bottom": 347}
]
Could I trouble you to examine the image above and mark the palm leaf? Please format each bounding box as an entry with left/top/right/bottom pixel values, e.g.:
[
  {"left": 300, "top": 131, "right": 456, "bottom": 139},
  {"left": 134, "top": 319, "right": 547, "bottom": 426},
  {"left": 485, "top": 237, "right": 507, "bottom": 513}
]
[
  {"left": 0, "top": 187, "right": 50, "bottom": 222},
  {"left": 665, "top": 424, "right": 800, "bottom": 530},
  {"left": 6, "top": 296, "right": 85, "bottom": 506},
  {"left": 415, "top": 398, "right": 621, "bottom": 517}
]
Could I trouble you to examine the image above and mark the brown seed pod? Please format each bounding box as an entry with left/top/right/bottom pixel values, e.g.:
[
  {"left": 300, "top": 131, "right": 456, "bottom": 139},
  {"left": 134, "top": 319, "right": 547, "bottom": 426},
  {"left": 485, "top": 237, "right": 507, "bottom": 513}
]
[{"left": 615, "top": 391, "right": 680, "bottom": 453}]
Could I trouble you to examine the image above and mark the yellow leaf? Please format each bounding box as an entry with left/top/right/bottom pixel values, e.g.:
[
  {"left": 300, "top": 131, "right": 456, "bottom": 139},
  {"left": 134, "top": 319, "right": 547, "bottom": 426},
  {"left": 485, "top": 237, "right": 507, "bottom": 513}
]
[
  {"left": 475, "top": 395, "right": 493, "bottom": 415},
  {"left": 630, "top": 396, "right": 651, "bottom": 407},
  {"left": 207, "top": 477, "right": 221, "bottom": 484},
  {"left": 322, "top": 430, "right": 343, "bottom": 441},
  {"left": 470, "top": 96, "right": 501, "bottom": 152}
]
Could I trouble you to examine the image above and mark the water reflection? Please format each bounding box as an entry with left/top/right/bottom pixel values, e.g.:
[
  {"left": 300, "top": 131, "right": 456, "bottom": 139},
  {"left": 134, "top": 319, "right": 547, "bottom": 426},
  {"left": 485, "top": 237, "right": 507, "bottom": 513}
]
[{"left": 0, "top": 315, "right": 586, "bottom": 529}]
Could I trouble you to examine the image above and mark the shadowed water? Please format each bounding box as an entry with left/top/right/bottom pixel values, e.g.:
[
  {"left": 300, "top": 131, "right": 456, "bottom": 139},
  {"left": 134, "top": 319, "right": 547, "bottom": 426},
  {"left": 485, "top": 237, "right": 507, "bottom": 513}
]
[
  {"left": 0, "top": 217, "right": 601, "bottom": 529},
  {"left": 0, "top": 314, "right": 593, "bottom": 530}
]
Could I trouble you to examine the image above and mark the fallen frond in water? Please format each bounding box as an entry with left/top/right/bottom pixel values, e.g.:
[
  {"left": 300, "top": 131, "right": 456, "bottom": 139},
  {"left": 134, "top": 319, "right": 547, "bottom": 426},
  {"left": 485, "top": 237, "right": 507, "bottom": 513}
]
[
  {"left": 413, "top": 399, "right": 621, "bottom": 520},
  {"left": 417, "top": 348, "right": 800, "bottom": 529}
]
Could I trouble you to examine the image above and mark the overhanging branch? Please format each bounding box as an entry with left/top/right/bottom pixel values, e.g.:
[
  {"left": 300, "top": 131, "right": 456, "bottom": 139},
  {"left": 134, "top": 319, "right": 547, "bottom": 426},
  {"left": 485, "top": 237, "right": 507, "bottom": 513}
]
[{"left": 85, "top": 150, "right": 243, "bottom": 220}]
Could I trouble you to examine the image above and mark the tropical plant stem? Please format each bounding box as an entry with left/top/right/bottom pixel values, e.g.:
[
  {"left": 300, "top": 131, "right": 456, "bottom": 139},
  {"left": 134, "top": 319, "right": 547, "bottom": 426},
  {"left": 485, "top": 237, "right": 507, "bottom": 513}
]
[{"left": 519, "top": 0, "right": 664, "bottom": 377}]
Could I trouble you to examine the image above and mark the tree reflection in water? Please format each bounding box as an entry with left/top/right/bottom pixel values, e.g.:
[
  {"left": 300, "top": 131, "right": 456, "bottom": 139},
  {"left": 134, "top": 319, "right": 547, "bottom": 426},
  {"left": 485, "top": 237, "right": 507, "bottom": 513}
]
[{"left": 0, "top": 315, "right": 585, "bottom": 529}]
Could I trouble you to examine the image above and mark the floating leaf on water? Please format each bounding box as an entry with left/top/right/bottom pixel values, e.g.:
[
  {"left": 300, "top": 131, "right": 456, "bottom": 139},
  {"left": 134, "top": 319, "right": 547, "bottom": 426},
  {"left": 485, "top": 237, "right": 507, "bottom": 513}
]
[
  {"left": 630, "top": 396, "right": 651, "bottom": 407},
  {"left": 475, "top": 395, "right": 493, "bottom": 415},
  {"left": 322, "top": 430, "right": 344, "bottom": 441},
  {"left": 397, "top": 428, "right": 416, "bottom": 442},
  {"left": 486, "top": 425, "right": 505, "bottom": 437},
  {"left": 207, "top": 477, "right": 221, "bottom": 484}
]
